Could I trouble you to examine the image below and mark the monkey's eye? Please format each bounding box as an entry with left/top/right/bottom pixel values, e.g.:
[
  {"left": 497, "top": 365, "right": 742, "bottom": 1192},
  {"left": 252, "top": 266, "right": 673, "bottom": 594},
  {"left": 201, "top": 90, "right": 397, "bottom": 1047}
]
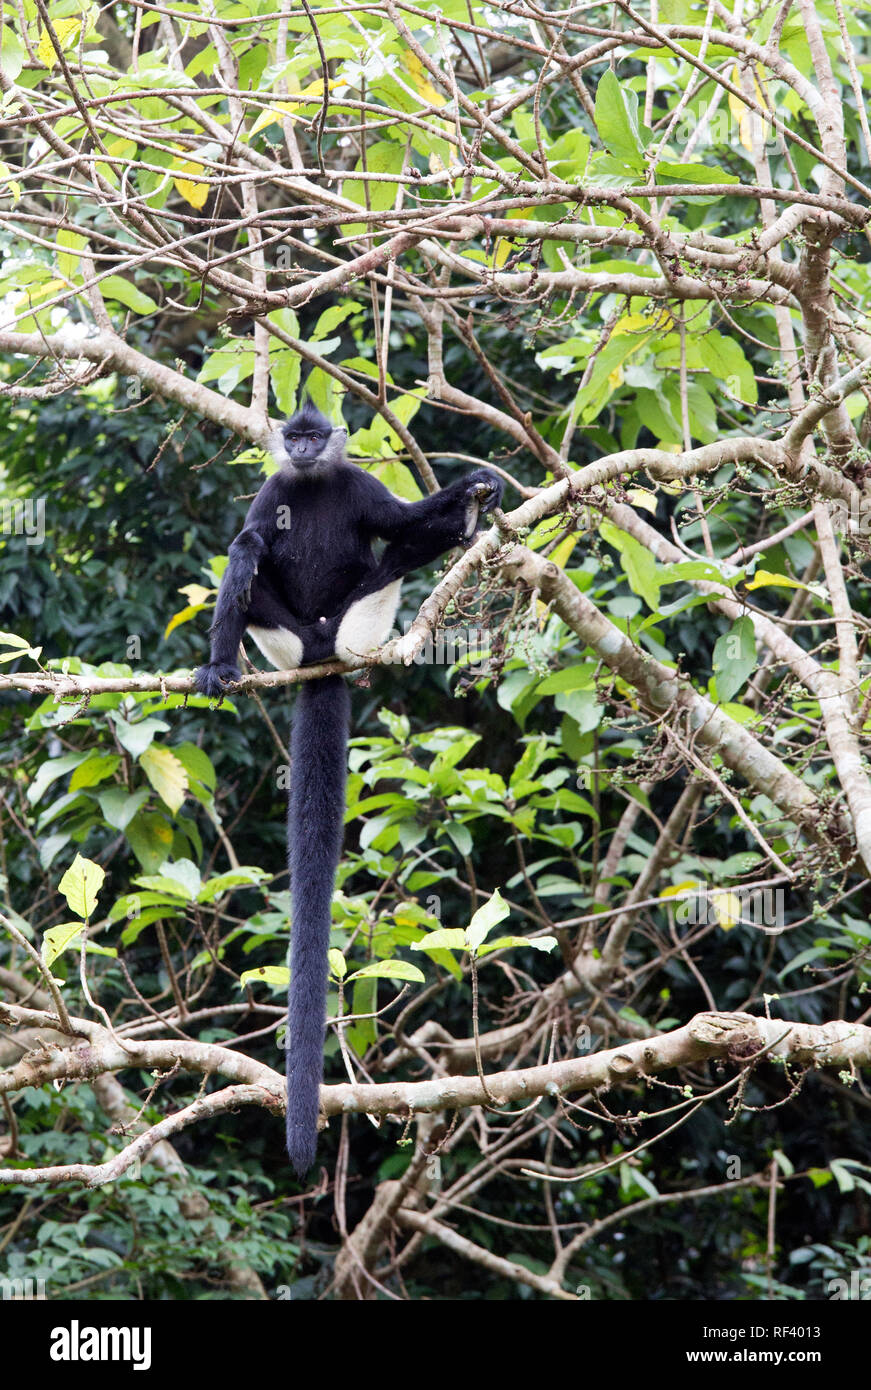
[
  {"left": 312, "top": 433, "right": 323, "bottom": 442},
  {"left": 288, "top": 434, "right": 298, "bottom": 443}
]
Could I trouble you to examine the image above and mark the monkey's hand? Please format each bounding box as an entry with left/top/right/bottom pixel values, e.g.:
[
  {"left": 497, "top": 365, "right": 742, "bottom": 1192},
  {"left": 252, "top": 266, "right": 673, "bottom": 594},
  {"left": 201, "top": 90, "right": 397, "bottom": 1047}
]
[
  {"left": 463, "top": 469, "right": 504, "bottom": 538},
  {"left": 194, "top": 662, "right": 242, "bottom": 699}
]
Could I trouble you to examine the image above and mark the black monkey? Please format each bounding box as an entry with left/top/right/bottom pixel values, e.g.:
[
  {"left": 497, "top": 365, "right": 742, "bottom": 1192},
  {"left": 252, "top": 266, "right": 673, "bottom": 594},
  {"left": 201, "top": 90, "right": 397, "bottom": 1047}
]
[{"left": 195, "top": 402, "right": 503, "bottom": 1175}]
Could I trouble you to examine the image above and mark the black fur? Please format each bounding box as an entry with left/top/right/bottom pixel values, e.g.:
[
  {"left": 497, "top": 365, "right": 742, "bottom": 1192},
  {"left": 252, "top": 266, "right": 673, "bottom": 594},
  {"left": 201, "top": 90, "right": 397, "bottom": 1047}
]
[
  {"left": 285, "top": 674, "right": 349, "bottom": 1175},
  {"left": 195, "top": 404, "right": 503, "bottom": 1175}
]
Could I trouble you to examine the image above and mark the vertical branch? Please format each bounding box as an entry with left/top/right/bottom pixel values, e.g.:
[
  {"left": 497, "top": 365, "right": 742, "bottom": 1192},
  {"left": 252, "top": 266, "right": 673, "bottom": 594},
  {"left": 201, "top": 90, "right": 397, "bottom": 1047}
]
[
  {"left": 815, "top": 501, "right": 860, "bottom": 718},
  {"left": 205, "top": 0, "right": 269, "bottom": 416}
]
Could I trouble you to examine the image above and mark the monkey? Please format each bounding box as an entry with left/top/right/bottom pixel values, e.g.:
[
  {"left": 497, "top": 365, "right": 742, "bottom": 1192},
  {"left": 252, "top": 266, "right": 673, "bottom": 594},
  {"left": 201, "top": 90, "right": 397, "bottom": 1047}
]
[{"left": 194, "top": 401, "right": 503, "bottom": 1176}]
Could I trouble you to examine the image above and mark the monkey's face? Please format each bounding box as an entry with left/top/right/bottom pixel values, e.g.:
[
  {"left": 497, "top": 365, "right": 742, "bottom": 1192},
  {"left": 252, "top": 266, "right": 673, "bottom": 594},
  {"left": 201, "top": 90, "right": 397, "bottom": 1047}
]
[{"left": 276, "top": 423, "right": 347, "bottom": 473}]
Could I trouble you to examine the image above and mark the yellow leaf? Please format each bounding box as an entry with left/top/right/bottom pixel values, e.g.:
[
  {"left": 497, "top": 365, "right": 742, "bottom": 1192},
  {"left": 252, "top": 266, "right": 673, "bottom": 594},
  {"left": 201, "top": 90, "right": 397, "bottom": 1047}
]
[
  {"left": 239, "top": 965, "right": 290, "bottom": 989},
  {"left": 164, "top": 603, "right": 208, "bottom": 640},
  {"left": 745, "top": 569, "right": 809, "bottom": 592},
  {"left": 548, "top": 533, "right": 579, "bottom": 569},
  {"left": 140, "top": 746, "right": 188, "bottom": 813},
  {"left": 608, "top": 365, "right": 624, "bottom": 390},
  {"left": 172, "top": 160, "right": 209, "bottom": 209},
  {"left": 42, "top": 921, "right": 85, "bottom": 968},
  {"left": 248, "top": 80, "right": 341, "bottom": 137},
  {"left": 406, "top": 50, "right": 445, "bottom": 107},
  {"left": 299, "top": 78, "right": 333, "bottom": 99},
  {"left": 711, "top": 890, "right": 742, "bottom": 930},
  {"left": 0, "top": 161, "right": 21, "bottom": 201},
  {"left": 627, "top": 487, "right": 657, "bottom": 514},
  {"left": 660, "top": 880, "right": 703, "bottom": 900},
  {"left": 249, "top": 102, "right": 302, "bottom": 137},
  {"left": 179, "top": 583, "right": 212, "bottom": 606},
  {"left": 614, "top": 310, "right": 668, "bottom": 336},
  {"left": 37, "top": 16, "right": 80, "bottom": 68},
  {"left": 58, "top": 854, "right": 105, "bottom": 920},
  {"left": 726, "top": 64, "right": 768, "bottom": 152},
  {"left": 14, "top": 278, "right": 66, "bottom": 310}
]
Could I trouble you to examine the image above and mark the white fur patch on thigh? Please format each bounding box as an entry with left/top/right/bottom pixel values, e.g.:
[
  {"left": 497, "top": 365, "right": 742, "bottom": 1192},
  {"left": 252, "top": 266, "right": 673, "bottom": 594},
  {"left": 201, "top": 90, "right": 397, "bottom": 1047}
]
[
  {"left": 246, "top": 625, "right": 304, "bottom": 671},
  {"left": 334, "top": 581, "right": 402, "bottom": 661}
]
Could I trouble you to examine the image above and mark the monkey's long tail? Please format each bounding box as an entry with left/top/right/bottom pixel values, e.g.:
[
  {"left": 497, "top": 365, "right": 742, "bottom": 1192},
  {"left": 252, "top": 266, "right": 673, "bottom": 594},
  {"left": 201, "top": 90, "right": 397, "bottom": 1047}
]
[{"left": 286, "top": 673, "right": 350, "bottom": 1177}]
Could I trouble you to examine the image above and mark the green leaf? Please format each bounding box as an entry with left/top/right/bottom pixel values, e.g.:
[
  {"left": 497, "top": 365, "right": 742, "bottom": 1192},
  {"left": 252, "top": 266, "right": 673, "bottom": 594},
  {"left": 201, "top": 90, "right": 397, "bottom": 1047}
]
[
  {"left": 432, "top": 733, "right": 480, "bottom": 772},
  {"left": 829, "top": 1160, "right": 855, "bottom": 1194},
  {"left": 477, "top": 934, "right": 558, "bottom": 957},
  {"left": 112, "top": 714, "right": 169, "bottom": 758},
  {"left": 270, "top": 350, "right": 302, "bottom": 416},
  {"left": 600, "top": 520, "right": 660, "bottom": 611},
  {"left": 69, "top": 753, "right": 122, "bottom": 791},
  {"left": 745, "top": 569, "right": 817, "bottom": 593},
  {"left": 443, "top": 822, "right": 473, "bottom": 857},
  {"left": 347, "top": 959, "right": 425, "bottom": 983},
  {"left": 58, "top": 853, "right": 105, "bottom": 920},
  {"left": 466, "top": 889, "right": 510, "bottom": 952},
  {"left": 56, "top": 229, "right": 86, "bottom": 281},
  {"left": 0, "top": 27, "right": 26, "bottom": 80},
  {"left": 594, "top": 69, "right": 650, "bottom": 171},
  {"left": 311, "top": 303, "right": 361, "bottom": 342},
  {"left": 347, "top": 976, "right": 377, "bottom": 1055},
  {"left": 554, "top": 688, "right": 603, "bottom": 734},
  {"left": 365, "top": 457, "right": 422, "bottom": 500},
  {"left": 27, "top": 752, "right": 89, "bottom": 806},
  {"left": 173, "top": 742, "right": 216, "bottom": 792},
  {"left": 97, "top": 787, "right": 150, "bottom": 831},
  {"left": 341, "top": 141, "right": 405, "bottom": 235},
  {"left": 536, "top": 664, "right": 596, "bottom": 695},
  {"left": 713, "top": 615, "right": 756, "bottom": 703},
  {"left": 410, "top": 928, "right": 468, "bottom": 952},
  {"left": 698, "top": 329, "right": 758, "bottom": 404},
  {"left": 100, "top": 276, "right": 159, "bottom": 314},
  {"left": 125, "top": 811, "right": 176, "bottom": 873},
  {"left": 136, "top": 858, "right": 202, "bottom": 900},
  {"left": 654, "top": 162, "right": 740, "bottom": 186},
  {"left": 328, "top": 949, "right": 347, "bottom": 979},
  {"left": 196, "top": 866, "right": 268, "bottom": 902}
]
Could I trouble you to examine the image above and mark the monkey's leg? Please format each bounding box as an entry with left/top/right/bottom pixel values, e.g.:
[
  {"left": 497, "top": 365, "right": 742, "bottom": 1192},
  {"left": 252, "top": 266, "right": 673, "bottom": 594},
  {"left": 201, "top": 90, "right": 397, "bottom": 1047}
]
[
  {"left": 246, "top": 583, "right": 340, "bottom": 668},
  {"left": 352, "top": 472, "right": 504, "bottom": 598}
]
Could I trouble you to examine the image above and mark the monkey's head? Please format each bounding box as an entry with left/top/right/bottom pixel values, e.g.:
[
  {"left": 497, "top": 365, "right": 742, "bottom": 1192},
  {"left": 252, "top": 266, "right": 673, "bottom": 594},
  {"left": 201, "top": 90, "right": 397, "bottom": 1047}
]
[{"left": 271, "top": 401, "right": 348, "bottom": 474}]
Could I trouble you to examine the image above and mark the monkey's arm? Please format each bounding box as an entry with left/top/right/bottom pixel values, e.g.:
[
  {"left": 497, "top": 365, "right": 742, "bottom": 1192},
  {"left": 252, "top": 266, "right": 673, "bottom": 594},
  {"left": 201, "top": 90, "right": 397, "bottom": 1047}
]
[{"left": 194, "top": 480, "right": 283, "bottom": 697}]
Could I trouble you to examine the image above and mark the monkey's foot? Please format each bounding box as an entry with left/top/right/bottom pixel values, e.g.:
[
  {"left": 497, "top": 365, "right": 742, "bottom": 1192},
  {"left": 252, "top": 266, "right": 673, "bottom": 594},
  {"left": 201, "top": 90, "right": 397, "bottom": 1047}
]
[
  {"left": 463, "top": 470, "right": 504, "bottom": 537},
  {"left": 194, "top": 662, "right": 242, "bottom": 698}
]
